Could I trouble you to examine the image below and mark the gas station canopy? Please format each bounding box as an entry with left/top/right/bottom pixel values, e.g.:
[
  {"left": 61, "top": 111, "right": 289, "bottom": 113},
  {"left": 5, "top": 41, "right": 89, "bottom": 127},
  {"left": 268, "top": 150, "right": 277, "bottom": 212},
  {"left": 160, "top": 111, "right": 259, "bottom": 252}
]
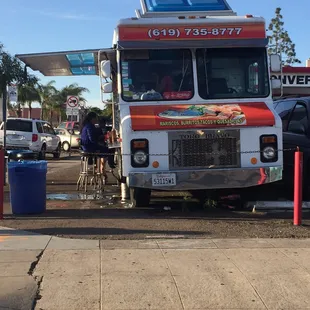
[{"left": 16, "top": 48, "right": 115, "bottom": 76}]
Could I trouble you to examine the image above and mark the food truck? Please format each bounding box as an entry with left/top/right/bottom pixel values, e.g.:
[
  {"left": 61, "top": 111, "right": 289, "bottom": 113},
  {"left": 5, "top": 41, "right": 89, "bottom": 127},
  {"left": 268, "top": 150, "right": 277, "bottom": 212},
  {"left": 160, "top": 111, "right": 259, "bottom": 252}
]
[{"left": 16, "top": 0, "right": 283, "bottom": 207}]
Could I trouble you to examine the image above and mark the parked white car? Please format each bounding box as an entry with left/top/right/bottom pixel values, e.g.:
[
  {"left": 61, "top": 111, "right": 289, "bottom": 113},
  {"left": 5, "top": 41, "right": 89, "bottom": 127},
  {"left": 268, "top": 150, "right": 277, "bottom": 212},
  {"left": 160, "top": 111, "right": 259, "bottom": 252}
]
[
  {"left": 0, "top": 118, "right": 61, "bottom": 159},
  {"left": 54, "top": 128, "right": 81, "bottom": 152}
]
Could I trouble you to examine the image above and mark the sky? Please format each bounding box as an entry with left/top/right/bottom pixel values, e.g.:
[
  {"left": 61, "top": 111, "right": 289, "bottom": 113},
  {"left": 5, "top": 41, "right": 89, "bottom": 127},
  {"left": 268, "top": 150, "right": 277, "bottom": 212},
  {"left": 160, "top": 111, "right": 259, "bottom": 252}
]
[{"left": 0, "top": 0, "right": 309, "bottom": 108}]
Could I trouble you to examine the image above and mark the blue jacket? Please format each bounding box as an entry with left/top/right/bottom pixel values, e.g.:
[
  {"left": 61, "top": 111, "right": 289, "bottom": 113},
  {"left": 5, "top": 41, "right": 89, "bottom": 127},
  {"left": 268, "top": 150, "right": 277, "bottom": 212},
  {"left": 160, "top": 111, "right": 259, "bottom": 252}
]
[{"left": 81, "top": 123, "right": 98, "bottom": 152}]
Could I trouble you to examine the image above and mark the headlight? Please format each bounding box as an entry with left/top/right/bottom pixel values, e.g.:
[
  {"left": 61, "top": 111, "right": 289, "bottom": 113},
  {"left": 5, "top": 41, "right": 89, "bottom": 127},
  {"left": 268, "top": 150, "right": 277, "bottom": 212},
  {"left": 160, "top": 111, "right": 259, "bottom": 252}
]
[
  {"left": 131, "top": 139, "right": 149, "bottom": 167},
  {"left": 133, "top": 151, "right": 147, "bottom": 165},
  {"left": 262, "top": 146, "right": 276, "bottom": 160},
  {"left": 260, "top": 135, "right": 278, "bottom": 163}
]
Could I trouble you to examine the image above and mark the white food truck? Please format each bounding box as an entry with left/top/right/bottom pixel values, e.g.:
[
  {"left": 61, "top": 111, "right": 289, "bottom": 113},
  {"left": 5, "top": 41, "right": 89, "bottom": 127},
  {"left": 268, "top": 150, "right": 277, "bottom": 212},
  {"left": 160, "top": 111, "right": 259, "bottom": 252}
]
[{"left": 17, "top": 0, "right": 283, "bottom": 207}]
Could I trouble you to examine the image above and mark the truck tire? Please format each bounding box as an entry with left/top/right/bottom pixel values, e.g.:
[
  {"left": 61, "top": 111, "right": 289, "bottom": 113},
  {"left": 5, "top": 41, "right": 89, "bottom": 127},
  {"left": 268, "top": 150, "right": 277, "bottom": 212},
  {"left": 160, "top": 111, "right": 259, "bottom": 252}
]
[
  {"left": 53, "top": 144, "right": 61, "bottom": 159},
  {"left": 130, "top": 188, "right": 151, "bottom": 208},
  {"left": 39, "top": 144, "right": 46, "bottom": 160},
  {"left": 62, "top": 142, "right": 70, "bottom": 152}
]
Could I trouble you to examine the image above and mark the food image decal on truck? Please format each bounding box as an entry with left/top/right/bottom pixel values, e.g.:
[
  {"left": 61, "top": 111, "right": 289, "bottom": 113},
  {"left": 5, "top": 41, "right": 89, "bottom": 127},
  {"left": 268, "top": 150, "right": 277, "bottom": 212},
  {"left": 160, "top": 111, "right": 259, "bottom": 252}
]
[
  {"left": 130, "top": 102, "right": 275, "bottom": 130},
  {"left": 118, "top": 23, "right": 266, "bottom": 41}
]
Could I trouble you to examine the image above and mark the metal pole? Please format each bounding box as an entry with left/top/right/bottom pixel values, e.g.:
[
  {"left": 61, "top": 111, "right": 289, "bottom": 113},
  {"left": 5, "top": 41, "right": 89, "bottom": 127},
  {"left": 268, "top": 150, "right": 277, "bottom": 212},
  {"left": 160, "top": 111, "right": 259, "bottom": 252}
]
[
  {"left": 0, "top": 149, "right": 4, "bottom": 219},
  {"left": 294, "top": 149, "right": 303, "bottom": 226},
  {"left": 2, "top": 86, "right": 7, "bottom": 186},
  {"left": 69, "top": 110, "right": 72, "bottom": 157},
  {"left": 112, "top": 102, "right": 116, "bottom": 129},
  {"left": 2, "top": 85, "right": 7, "bottom": 149}
]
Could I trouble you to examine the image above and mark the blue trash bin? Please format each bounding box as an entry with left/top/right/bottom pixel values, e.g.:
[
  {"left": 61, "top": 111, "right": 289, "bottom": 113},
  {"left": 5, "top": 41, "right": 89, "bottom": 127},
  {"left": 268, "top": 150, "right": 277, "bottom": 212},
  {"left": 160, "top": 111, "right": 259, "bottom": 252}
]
[{"left": 8, "top": 161, "right": 47, "bottom": 215}]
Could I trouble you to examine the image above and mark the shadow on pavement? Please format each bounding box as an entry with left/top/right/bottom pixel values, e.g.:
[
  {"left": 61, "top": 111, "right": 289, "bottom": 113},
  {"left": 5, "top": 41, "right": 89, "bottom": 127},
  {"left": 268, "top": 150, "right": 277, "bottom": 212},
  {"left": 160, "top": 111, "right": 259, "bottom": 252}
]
[
  {"left": 2, "top": 206, "right": 310, "bottom": 239},
  {"left": 0, "top": 228, "right": 40, "bottom": 236},
  {"left": 9, "top": 226, "right": 207, "bottom": 237},
  {"left": 4, "top": 205, "right": 310, "bottom": 222}
]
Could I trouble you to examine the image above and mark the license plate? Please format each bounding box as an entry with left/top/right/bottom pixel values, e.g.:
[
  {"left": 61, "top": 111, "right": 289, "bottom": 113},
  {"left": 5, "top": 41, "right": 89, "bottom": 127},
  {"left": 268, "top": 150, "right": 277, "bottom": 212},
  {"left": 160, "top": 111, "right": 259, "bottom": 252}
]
[
  {"left": 152, "top": 173, "right": 176, "bottom": 187},
  {"left": 7, "top": 134, "right": 24, "bottom": 141}
]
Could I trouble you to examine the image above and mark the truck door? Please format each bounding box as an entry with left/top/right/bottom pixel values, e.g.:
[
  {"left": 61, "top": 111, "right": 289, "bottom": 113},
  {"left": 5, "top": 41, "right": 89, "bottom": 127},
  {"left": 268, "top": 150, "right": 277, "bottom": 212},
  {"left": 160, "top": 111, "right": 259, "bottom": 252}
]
[{"left": 283, "top": 101, "right": 310, "bottom": 183}]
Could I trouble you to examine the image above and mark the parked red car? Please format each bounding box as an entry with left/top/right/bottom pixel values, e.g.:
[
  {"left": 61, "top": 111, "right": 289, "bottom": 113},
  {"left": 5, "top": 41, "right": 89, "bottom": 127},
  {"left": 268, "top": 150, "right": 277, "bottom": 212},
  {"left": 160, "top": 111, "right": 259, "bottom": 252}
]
[{"left": 57, "top": 121, "right": 80, "bottom": 134}]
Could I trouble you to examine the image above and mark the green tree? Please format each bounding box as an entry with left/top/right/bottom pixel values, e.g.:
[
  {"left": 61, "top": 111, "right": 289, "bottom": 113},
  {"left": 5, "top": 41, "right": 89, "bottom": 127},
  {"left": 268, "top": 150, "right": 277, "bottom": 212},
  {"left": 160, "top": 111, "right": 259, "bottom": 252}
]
[
  {"left": 88, "top": 106, "right": 103, "bottom": 116},
  {"left": 57, "top": 83, "right": 88, "bottom": 103},
  {"left": 0, "top": 43, "right": 26, "bottom": 96},
  {"left": 268, "top": 7, "right": 301, "bottom": 65},
  {"left": 38, "top": 80, "right": 57, "bottom": 119},
  {"left": 102, "top": 104, "right": 112, "bottom": 118},
  {"left": 49, "top": 83, "right": 89, "bottom": 125},
  {"left": 17, "top": 75, "right": 41, "bottom": 118},
  {"left": 1, "top": 42, "right": 39, "bottom": 119}
]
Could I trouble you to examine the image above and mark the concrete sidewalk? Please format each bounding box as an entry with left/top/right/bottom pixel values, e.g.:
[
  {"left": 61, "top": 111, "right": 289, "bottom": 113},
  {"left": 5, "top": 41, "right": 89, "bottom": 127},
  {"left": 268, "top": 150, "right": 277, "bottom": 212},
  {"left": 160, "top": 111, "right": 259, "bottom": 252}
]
[{"left": 1, "top": 227, "right": 310, "bottom": 310}]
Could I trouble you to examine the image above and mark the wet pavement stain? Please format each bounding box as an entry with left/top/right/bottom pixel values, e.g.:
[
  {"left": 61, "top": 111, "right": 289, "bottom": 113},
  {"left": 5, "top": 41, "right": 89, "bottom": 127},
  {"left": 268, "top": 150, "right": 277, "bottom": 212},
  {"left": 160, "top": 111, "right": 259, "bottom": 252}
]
[{"left": 46, "top": 192, "right": 120, "bottom": 205}]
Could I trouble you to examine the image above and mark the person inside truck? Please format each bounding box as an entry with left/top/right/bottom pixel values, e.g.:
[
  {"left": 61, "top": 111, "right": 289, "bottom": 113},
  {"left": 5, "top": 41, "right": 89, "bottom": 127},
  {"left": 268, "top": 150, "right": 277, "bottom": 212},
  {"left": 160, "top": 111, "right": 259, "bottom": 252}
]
[{"left": 152, "top": 66, "right": 174, "bottom": 93}]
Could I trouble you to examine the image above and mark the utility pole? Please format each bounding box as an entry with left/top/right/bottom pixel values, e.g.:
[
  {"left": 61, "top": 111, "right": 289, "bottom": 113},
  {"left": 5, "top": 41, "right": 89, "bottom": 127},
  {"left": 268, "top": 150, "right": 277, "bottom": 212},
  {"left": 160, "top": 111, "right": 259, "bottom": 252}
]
[{"left": 2, "top": 85, "right": 7, "bottom": 185}]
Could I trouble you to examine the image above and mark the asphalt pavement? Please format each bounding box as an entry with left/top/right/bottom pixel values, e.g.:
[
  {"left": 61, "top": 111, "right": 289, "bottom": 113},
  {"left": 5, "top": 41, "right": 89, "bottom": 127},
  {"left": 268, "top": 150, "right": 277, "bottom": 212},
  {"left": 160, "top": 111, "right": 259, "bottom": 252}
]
[{"left": 2, "top": 153, "right": 310, "bottom": 240}]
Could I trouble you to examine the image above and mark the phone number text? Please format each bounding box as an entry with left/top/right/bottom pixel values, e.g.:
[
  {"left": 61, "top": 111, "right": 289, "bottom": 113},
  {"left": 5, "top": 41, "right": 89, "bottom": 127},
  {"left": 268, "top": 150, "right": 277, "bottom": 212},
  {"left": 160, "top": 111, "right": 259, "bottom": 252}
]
[{"left": 148, "top": 27, "right": 243, "bottom": 38}]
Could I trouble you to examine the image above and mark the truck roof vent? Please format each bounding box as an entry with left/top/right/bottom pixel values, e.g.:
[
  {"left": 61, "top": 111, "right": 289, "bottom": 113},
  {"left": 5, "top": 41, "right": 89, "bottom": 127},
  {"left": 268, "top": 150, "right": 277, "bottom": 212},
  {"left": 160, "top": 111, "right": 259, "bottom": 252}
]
[{"left": 136, "top": 0, "right": 236, "bottom": 18}]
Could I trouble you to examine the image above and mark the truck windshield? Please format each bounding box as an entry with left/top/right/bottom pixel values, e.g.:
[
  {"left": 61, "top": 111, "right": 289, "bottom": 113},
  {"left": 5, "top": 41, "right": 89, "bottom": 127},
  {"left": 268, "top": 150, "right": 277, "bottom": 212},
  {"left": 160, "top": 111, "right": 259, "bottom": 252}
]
[
  {"left": 121, "top": 49, "right": 194, "bottom": 102},
  {"left": 196, "top": 48, "right": 269, "bottom": 99}
]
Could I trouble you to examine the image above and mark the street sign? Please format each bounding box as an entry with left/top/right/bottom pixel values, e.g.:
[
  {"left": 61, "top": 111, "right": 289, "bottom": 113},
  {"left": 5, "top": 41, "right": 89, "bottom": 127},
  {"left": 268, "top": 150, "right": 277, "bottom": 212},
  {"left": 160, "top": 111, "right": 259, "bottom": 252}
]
[
  {"left": 66, "top": 96, "right": 79, "bottom": 114},
  {"left": 8, "top": 84, "right": 18, "bottom": 103},
  {"left": 66, "top": 108, "right": 79, "bottom": 116},
  {"left": 66, "top": 95, "right": 79, "bottom": 109},
  {"left": 66, "top": 96, "right": 80, "bottom": 157}
]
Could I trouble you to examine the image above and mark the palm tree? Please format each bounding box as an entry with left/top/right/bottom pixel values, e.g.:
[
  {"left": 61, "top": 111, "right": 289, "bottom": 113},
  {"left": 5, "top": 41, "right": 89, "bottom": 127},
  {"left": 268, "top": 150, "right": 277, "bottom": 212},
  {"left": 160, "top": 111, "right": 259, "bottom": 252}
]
[
  {"left": 1, "top": 43, "right": 15, "bottom": 91},
  {"left": 0, "top": 41, "right": 26, "bottom": 99},
  {"left": 38, "top": 80, "right": 57, "bottom": 120},
  {"left": 46, "top": 89, "right": 63, "bottom": 125},
  {"left": 49, "top": 83, "right": 89, "bottom": 125},
  {"left": 57, "top": 83, "right": 89, "bottom": 104},
  {"left": 18, "top": 76, "right": 41, "bottom": 118}
]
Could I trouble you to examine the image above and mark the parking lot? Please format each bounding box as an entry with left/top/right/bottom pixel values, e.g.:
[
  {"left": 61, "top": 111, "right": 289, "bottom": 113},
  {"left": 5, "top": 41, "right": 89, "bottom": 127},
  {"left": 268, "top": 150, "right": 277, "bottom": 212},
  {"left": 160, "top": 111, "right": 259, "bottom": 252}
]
[{"left": 1, "top": 152, "right": 310, "bottom": 240}]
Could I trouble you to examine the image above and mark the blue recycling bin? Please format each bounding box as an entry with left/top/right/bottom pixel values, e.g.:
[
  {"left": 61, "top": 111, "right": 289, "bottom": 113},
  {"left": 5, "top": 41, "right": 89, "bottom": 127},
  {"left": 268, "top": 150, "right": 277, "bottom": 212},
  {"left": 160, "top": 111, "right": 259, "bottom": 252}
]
[{"left": 8, "top": 161, "right": 47, "bottom": 215}]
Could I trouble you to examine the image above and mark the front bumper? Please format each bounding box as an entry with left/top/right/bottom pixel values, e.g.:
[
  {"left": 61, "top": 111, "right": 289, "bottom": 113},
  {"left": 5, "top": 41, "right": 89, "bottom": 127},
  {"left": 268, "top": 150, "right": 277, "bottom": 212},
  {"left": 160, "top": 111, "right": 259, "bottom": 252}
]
[
  {"left": 6, "top": 146, "right": 30, "bottom": 151},
  {"left": 128, "top": 167, "right": 283, "bottom": 190}
]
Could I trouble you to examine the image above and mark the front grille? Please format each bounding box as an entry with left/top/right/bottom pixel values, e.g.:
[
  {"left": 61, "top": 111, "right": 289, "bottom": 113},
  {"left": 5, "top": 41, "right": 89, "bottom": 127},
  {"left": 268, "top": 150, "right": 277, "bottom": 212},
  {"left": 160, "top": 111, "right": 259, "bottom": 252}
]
[{"left": 169, "top": 130, "right": 240, "bottom": 170}]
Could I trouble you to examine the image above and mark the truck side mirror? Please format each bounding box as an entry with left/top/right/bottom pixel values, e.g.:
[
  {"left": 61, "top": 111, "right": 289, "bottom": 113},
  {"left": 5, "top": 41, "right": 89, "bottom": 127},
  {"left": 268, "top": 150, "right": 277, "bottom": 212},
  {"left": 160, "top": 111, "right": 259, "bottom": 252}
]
[
  {"left": 270, "top": 54, "right": 281, "bottom": 72},
  {"left": 101, "top": 60, "right": 111, "bottom": 79},
  {"left": 102, "top": 82, "right": 112, "bottom": 93}
]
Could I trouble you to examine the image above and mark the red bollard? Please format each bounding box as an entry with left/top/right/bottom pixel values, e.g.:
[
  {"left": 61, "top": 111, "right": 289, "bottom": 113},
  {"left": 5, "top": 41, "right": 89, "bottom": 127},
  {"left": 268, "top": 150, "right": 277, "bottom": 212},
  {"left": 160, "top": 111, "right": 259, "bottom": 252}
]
[
  {"left": 0, "top": 149, "right": 4, "bottom": 220},
  {"left": 294, "top": 150, "right": 303, "bottom": 226}
]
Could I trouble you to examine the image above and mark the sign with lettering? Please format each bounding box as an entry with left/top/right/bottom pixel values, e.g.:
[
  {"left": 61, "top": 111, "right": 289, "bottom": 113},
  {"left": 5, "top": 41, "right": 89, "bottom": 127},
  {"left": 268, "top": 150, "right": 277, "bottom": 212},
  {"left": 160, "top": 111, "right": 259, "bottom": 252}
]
[
  {"left": 66, "top": 95, "right": 80, "bottom": 116},
  {"left": 118, "top": 23, "right": 266, "bottom": 41},
  {"left": 8, "top": 84, "right": 18, "bottom": 102},
  {"left": 130, "top": 102, "right": 275, "bottom": 131},
  {"left": 271, "top": 74, "right": 310, "bottom": 87}
]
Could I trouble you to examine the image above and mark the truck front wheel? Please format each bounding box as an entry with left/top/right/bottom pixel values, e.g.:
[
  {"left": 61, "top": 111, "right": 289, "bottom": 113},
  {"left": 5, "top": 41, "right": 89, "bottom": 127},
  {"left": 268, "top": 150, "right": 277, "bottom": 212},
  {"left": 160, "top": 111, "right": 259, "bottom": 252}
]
[{"left": 130, "top": 188, "right": 151, "bottom": 208}]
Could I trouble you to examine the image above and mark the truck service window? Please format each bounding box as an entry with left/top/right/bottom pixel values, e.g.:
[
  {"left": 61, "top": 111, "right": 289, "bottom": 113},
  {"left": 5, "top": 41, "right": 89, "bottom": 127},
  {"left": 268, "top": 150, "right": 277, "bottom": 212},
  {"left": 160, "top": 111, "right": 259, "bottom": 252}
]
[
  {"left": 196, "top": 48, "right": 269, "bottom": 100},
  {"left": 121, "top": 49, "right": 194, "bottom": 101}
]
